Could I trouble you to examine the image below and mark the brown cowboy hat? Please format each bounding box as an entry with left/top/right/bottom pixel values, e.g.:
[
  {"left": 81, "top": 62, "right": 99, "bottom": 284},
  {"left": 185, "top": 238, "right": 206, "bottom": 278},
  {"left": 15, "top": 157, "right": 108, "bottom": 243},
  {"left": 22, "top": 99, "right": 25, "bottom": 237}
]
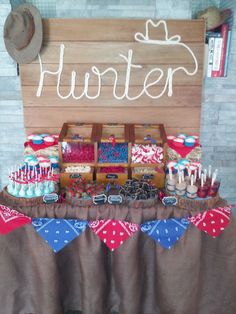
[
  {"left": 4, "top": 3, "right": 42, "bottom": 64},
  {"left": 197, "top": 6, "right": 231, "bottom": 30}
]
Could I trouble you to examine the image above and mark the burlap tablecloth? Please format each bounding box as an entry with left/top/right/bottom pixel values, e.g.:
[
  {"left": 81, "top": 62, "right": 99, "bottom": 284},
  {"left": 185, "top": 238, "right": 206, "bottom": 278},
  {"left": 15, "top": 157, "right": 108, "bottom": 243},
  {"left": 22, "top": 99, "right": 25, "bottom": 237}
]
[{"left": 0, "top": 194, "right": 235, "bottom": 314}]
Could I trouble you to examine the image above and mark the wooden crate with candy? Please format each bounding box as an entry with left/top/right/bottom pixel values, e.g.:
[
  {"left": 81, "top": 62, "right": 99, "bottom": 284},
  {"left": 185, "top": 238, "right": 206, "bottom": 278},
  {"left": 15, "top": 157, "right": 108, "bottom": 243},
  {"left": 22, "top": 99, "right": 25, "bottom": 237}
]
[
  {"left": 131, "top": 167, "right": 165, "bottom": 189},
  {"left": 58, "top": 123, "right": 102, "bottom": 187},
  {"left": 130, "top": 124, "right": 167, "bottom": 188},
  {"left": 60, "top": 165, "right": 94, "bottom": 188},
  {"left": 97, "top": 124, "right": 132, "bottom": 166},
  {"left": 130, "top": 124, "right": 167, "bottom": 167},
  {"left": 96, "top": 166, "right": 128, "bottom": 186}
]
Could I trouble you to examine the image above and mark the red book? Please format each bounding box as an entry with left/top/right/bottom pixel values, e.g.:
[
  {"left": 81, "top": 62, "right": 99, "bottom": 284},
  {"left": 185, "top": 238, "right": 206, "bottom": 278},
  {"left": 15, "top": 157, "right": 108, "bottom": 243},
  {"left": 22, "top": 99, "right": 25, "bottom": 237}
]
[{"left": 219, "top": 24, "right": 229, "bottom": 77}]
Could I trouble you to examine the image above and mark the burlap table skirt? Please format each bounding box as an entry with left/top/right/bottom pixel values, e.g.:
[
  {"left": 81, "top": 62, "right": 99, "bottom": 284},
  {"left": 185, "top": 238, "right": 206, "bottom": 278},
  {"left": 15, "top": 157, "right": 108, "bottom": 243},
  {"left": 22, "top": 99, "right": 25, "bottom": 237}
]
[{"left": 0, "top": 193, "right": 235, "bottom": 314}]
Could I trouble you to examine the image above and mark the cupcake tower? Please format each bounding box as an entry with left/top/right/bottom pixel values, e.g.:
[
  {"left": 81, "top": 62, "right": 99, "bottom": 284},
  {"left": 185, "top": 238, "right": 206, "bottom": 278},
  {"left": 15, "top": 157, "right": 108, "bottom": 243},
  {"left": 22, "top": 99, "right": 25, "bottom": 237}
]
[
  {"left": 165, "top": 164, "right": 220, "bottom": 199},
  {"left": 7, "top": 163, "right": 58, "bottom": 198}
]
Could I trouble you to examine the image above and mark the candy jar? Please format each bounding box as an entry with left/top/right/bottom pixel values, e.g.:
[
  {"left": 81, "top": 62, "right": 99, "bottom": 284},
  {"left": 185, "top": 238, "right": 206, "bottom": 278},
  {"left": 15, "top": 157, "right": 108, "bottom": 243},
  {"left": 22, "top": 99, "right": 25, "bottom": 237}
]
[
  {"left": 208, "top": 171, "right": 220, "bottom": 197},
  {"left": 186, "top": 175, "right": 198, "bottom": 199},
  {"left": 166, "top": 167, "right": 176, "bottom": 193},
  {"left": 197, "top": 174, "right": 208, "bottom": 198},
  {"left": 175, "top": 171, "right": 186, "bottom": 196}
]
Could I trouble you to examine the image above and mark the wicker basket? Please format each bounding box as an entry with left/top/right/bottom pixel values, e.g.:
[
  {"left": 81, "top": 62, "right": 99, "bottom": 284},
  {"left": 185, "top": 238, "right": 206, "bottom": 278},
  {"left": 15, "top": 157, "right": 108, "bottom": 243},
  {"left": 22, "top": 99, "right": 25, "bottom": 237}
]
[
  {"left": 165, "top": 190, "right": 220, "bottom": 210},
  {"left": 65, "top": 194, "right": 93, "bottom": 207},
  {"left": 2, "top": 187, "right": 44, "bottom": 206}
]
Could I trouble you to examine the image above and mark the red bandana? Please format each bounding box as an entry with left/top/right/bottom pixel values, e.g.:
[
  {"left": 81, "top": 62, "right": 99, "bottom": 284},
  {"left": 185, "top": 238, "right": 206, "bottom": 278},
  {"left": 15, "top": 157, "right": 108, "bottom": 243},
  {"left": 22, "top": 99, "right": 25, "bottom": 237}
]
[
  {"left": 89, "top": 219, "right": 140, "bottom": 251},
  {"left": 0, "top": 204, "right": 32, "bottom": 235},
  {"left": 168, "top": 140, "right": 200, "bottom": 158},
  {"left": 188, "top": 206, "right": 231, "bottom": 237}
]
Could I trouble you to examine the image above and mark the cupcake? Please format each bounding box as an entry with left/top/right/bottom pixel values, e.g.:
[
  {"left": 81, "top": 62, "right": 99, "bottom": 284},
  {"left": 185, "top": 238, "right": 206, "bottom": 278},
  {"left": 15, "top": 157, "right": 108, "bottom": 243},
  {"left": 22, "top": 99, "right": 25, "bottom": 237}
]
[
  {"left": 28, "top": 159, "right": 39, "bottom": 168},
  {"left": 49, "top": 156, "right": 59, "bottom": 168},
  {"left": 184, "top": 136, "right": 195, "bottom": 147},
  {"left": 172, "top": 137, "right": 184, "bottom": 148},
  {"left": 44, "top": 136, "right": 55, "bottom": 146},
  {"left": 37, "top": 156, "right": 47, "bottom": 162},
  {"left": 167, "top": 135, "right": 176, "bottom": 141},
  {"left": 32, "top": 135, "right": 43, "bottom": 145},
  {"left": 178, "top": 159, "right": 190, "bottom": 167},
  {"left": 24, "top": 155, "right": 35, "bottom": 163},
  {"left": 39, "top": 158, "right": 51, "bottom": 169},
  {"left": 27, "top": 134, "right": 35, "bottom": 141},
  {"left": 177, "top": 134, "right": 187, "bottom": 139}
]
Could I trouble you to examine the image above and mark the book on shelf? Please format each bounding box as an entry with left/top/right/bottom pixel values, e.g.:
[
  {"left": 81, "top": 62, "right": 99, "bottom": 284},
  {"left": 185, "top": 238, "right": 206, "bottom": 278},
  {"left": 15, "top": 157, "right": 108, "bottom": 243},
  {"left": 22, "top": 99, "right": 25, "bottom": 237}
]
[
  {"left": 224, "top": 30, "right": 232, "bottom": 77},
  {"left": 205, "top": 23, "right": 231, "bottom": 78},
  {"left": 206, "top": 37, "right": 215, "bottom": 77},
  {"left": 211, "top": 37, "right": 223, "bottom": 77},
  {"left": 218, "top": 24, "right": 229, "bottom": 77}
]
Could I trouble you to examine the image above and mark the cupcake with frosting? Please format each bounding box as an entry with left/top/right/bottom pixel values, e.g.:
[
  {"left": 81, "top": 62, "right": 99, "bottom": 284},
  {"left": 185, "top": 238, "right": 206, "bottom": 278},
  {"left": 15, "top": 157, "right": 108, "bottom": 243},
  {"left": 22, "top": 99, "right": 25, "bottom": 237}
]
[
  {"left": 44, "top": 136, "right": 55, "bottom": 146},
  {"left": 173, "top": 137, "right": 184, "bottom": 148},
  {"left": 32, "top": 135, "right": 43, "bottom": 145},
  {"left": 184, "top": 136, "right": 195, "bottom": 147}
]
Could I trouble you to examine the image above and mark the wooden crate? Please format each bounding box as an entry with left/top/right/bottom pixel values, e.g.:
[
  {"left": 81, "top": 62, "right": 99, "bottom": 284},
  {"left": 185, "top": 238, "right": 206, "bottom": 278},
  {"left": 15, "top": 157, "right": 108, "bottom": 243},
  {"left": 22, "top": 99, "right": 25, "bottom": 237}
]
[
  {"left": 96, "top": 167, "right": 128, "bottom": 185},
  {"left": 60, "top": 166, "right": 94, "bottom": 188},
  {"left": 58, "top": 123, "right": 102, "bottom": 167},
  {"left": 131, "top": 123, "right": 167, "bottom": 167},
  {"left": 98, "top": 123, "right": 132, "bottom": 166},
  {"left": 131, "top": 167, "right": 165, "bottom": 189}
]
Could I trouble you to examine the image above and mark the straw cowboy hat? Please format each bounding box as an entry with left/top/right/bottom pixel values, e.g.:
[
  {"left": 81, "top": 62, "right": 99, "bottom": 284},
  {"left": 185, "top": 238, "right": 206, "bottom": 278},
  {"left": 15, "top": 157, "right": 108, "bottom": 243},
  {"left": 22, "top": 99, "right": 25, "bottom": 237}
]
[
  {"left": 4, "top": 3, "right": 42, "bottom": 64},
  {"left": 197, "top": 6, "right": 231, "bottom": 30}
]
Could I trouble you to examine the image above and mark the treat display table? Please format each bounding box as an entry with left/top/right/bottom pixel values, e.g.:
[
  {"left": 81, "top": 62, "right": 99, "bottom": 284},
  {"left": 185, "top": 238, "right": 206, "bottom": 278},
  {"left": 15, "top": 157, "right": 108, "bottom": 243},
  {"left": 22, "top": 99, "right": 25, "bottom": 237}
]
[{"left": 0, "top": 194, "right": 236, "bottom": 314}]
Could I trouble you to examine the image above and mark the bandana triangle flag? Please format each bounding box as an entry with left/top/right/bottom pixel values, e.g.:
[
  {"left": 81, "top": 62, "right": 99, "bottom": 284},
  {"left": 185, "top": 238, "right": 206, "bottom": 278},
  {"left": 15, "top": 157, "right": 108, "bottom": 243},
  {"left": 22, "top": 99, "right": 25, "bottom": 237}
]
[
  {"left": 188, "top": 206, "right": 231, "bottom": 237},
  {"left": 141, "top": 218, "right": 190, "bottom": 249},
  {"left": 32, "top": 218, "right": 88, "bottom": 253},
  {"left": 0, "top": 204, "right": 32, "bottom": 235},
  {"left": 88, "top": 219, "right": 140, "bottom": 251}
]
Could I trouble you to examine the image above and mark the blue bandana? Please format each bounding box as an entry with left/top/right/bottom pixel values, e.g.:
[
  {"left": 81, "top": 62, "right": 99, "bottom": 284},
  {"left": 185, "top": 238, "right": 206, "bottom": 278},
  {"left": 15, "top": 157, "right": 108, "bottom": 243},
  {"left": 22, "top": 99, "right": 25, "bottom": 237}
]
[
  {"left": 141, "top": 218, "right": 190, "bottom": 249},
  {"left": 32, "top": 218, "right": 88, "bottom": 253}
]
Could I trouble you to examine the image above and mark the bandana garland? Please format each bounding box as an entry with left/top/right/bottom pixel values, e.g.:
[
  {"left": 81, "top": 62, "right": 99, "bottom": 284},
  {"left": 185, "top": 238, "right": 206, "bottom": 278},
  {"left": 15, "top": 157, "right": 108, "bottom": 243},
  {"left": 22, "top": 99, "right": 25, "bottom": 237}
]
[{"left": 0, "top": 204, "right": 232, "bottom": 253}]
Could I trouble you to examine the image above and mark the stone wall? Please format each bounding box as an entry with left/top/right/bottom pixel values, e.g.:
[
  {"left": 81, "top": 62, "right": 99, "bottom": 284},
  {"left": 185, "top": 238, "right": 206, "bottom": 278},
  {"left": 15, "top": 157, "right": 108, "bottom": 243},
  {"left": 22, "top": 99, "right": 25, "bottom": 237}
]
[
  {"left": 0, "top": 0, "right": 24, "bottom": 189},
  {"left": 1, "top": 0, "right": 235, "bottom": 204}
]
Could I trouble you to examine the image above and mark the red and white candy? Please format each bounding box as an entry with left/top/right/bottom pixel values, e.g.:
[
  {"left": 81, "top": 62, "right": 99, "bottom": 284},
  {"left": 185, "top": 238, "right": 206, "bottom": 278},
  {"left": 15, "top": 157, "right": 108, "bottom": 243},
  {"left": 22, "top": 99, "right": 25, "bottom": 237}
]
[{"left": 131, "top": 144, "right": 163, "bottom": 164}]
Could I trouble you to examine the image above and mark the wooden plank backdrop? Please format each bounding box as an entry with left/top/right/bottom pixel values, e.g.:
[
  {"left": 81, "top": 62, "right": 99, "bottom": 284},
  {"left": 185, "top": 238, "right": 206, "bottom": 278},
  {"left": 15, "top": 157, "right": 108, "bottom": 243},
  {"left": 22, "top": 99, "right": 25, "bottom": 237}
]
[{"left": 19, "top": 19, "right": 205, "bottom": 135}]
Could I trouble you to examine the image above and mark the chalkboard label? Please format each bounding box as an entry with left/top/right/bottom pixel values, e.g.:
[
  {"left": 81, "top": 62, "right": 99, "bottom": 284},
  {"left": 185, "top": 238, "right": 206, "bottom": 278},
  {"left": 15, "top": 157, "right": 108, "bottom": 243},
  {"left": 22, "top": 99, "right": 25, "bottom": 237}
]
[
  {"left": 142, "top": 174, "right": 154, "bottom": 180},
  {"left": 108, "top": 194, "right": 123, "bottom": 205},
  {"left": 106, "top": 174, "right": 118, "bottom": 179},
  {"left": 70, "top": 173, "right": 82, "bottom": 179},
  {"left": 93, "top": 194, "right": 107, "bottom": 205},
  {"left": 162, "top": 196, "right": 178, "bottom": 206},
  {"left": 43, "top": 193, "right": 59, "bottom": 204}
]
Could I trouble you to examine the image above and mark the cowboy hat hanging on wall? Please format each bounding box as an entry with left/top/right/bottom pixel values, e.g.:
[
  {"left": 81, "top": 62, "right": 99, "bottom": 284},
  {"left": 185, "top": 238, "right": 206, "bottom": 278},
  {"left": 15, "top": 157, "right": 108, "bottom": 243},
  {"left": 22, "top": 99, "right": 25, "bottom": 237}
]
[
  {"left": 4, "top": 3, "right": 43, "bottom": 64},
  {"left": 196, "top": 6, "right": 231, "bottom": 31}
]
